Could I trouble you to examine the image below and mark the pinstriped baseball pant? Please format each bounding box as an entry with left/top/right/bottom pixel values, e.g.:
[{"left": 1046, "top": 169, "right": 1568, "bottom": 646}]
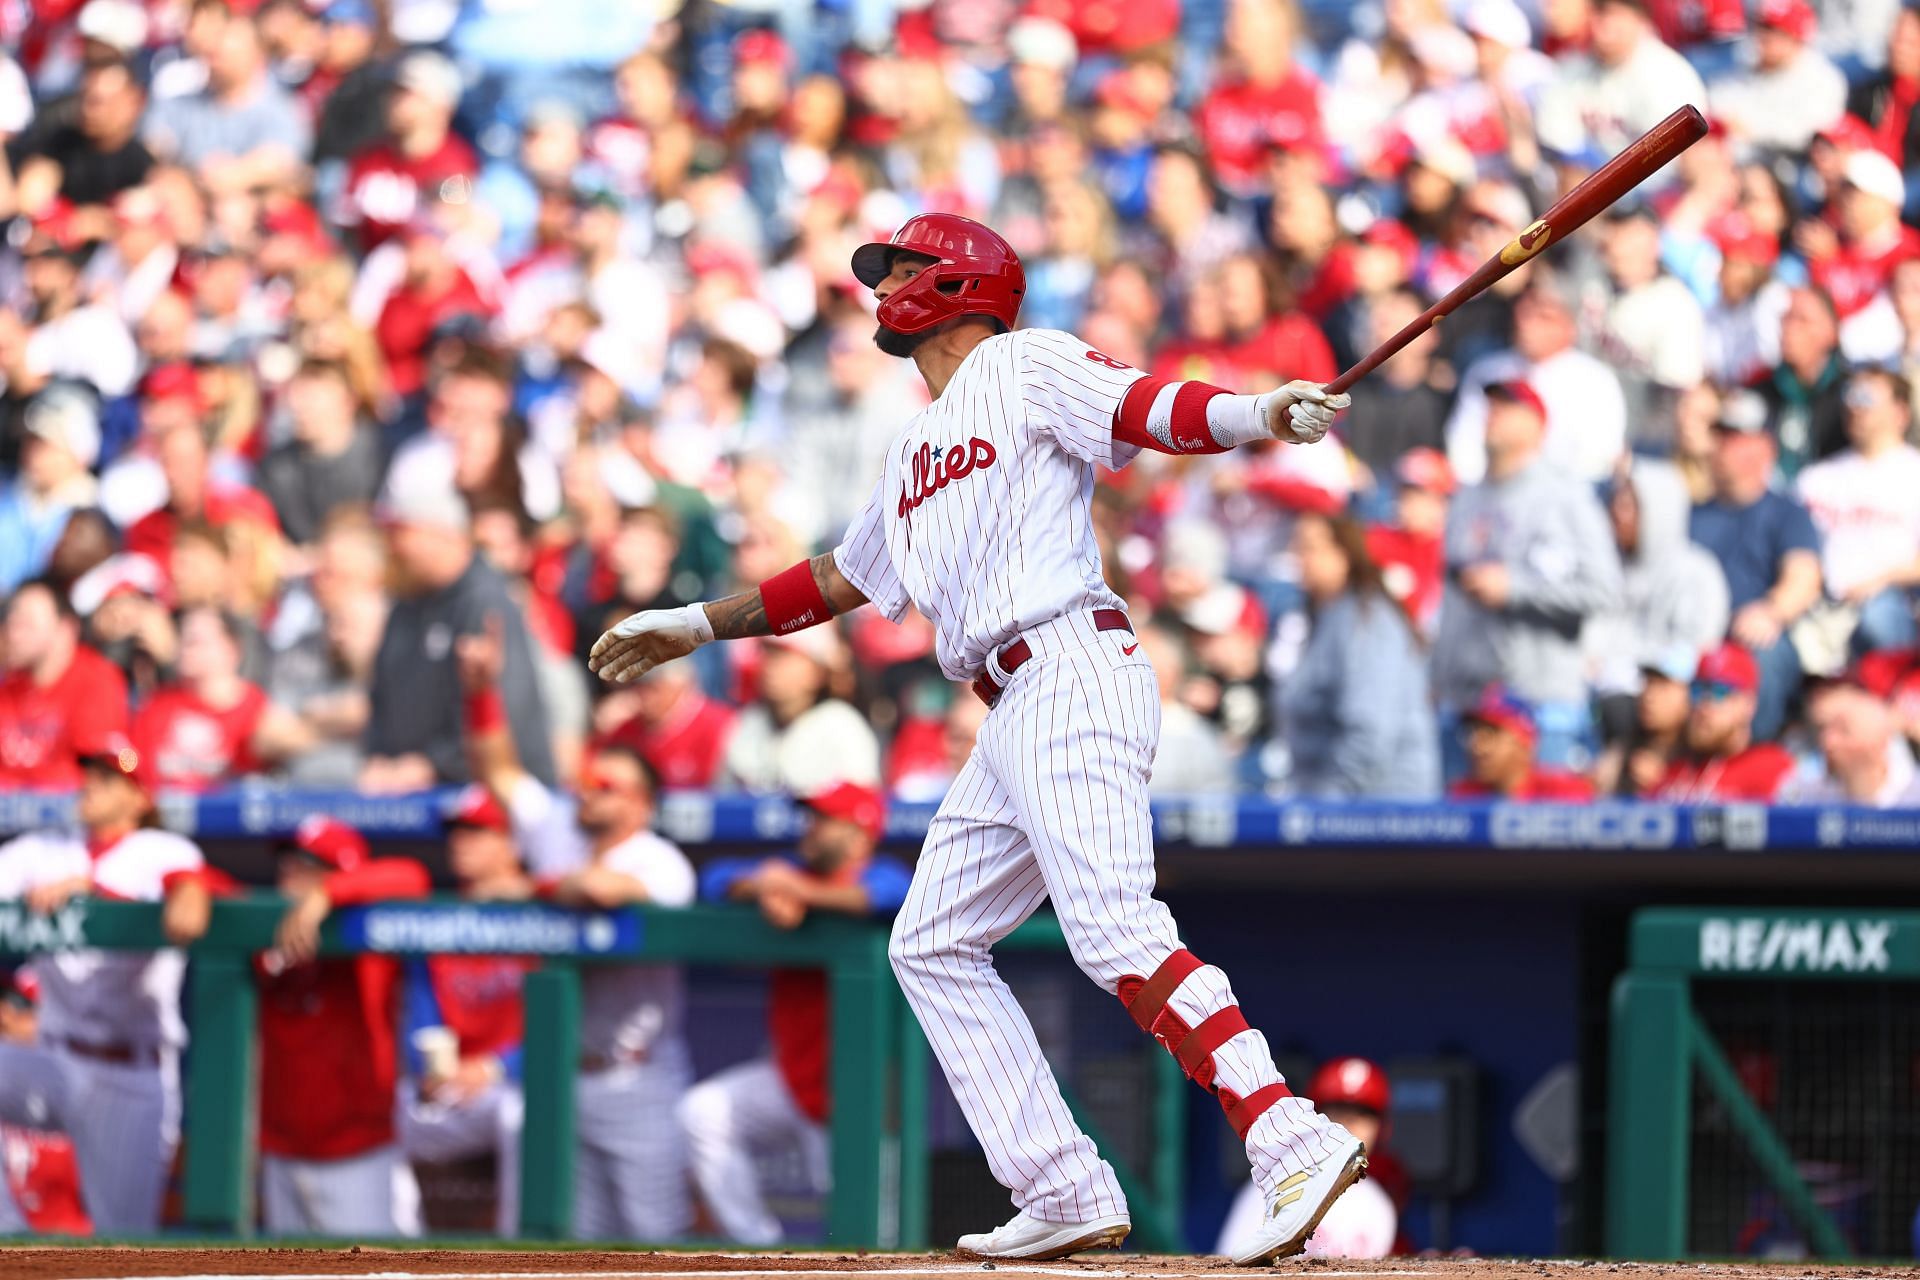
[{"left": 888, "top": 616, "right": 1340, "bottom": 1225}]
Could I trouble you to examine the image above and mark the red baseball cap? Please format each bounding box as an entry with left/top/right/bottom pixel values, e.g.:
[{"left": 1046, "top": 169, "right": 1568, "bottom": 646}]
[
  {"left": 803, "top": 780, "right": 887, "bottom": 842},
  {"left": 6, "top": 968, "right": 39, "bottom": 1006},
  {"left": 285, "top": 814, "right": 368, "bottom": 872},
  {"left": 1846, "top": 649, "right": 1918, "bottom": 700},
  {"left": 1463, "top": 686, "right": 1537, "bottom": 744},
  {"left": 445, "top": 783, "right": 512, "bottom": 833},
  {"left": 1817, "top": 113, "right": 1877, "bottom": 152},
  {"left": 1756, "top": 0, "right": 1816, "bottom": 41},
  {"left": 1395, "top": 446, "right": 1456, "bottom": 495},
  {"left": 1709, "top": 214, "right": 1781, "bottom": 266},
  {"left": 1485, "top": 379, "right": 1547, "bottom": 421},
  {"left": 734, "top": 28, "right": 790, "bottom": 69},
  {"left": 1694, "top": 641, "right": 1759, "bottom": 694},
  {"left": 76, "top": 732, "right": 148, "bottom": 789},
  {"left": 1359, "top": 218, "right": 1420, "bottom": 275},
  {"left": 1307, "top": 1057, "right": 1391, "bottom": 1115},
  {"left": 140, "top": 362, "right": 206, "bottom": 413}
]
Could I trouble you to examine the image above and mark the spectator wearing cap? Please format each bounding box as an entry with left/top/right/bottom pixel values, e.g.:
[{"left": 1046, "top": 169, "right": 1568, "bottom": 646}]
[
  {"left": 1651, "top": 641, "right": 1797, "bottom": 800},
  {"left": 258, "top": 358, "right": 385, "bottom": 548},
  {"left": 1794, "top": 367, "right": 1920, "bottom": 653},
  {"left": 1154, "top": 518, "right": 1274, "bottom": 768},
  {"left": 0, "top": 578, "right": 130, "bottom": 789},
  {"left": 1710, "top": 0, "right": 1846, "bottom": 153},
  {"left": 1598, "top": 645, "right": 1696, "bottom": 796},
  {"left": 1004, "top": 16, "right": 1078, "bottom": 135},
  {"left": 0, "top": 966, "right": 93, "bottom": 1236},
  {"left": 362, "top": 458, "right": 556, "bottom": 793},
  {"left": 0, "top": 732, "right": 211, "bottom": 1235},
  {"left": 1449, "top": 688, "right": 1600, "bottom": 801},
  {"left": 336, "top": 51, "right": 476, "bottom": 255},
  {"left": 1534, "top": 0, "right": 1706, "bottom": 162},
  {"left": 1801, "top": 150, "right": 1920, "bottom": 323},
  {"left": 10, "top": 57, "right": 151, "bottom": 216},
  {"left": 396, "top": 785, "right": 536, "bottom": 1238},
  {"left": 1434, "top": 381, "right": 1622, "bottom": 774},
  {"left": 1703, "top": 217, "right": 1790, "bottom": 387},
  {"left": 1778, "top": 677, "right": 1920, "bottom": 806},
  {"left": 0, "top": 388, "right": 100, "bottom": 595},
  {"left": 257, "top": 816, "right": 432, "bottom": 1237},
  {"left": 5, "top": 220, "right": 138, "bottom": 401},
  {"left": 684, "top": 781, "right": 912, "bottom": 1245},
  {"left": 1845, "top": 5, "right": 1920, "bottom": 174},
  {"left": 130, "top": 605, "right": 314, "bottom": 791},
  {"left": 1759, "top": 288, "right": 1850, "bottom": 479},
  {"left": 142, "top": 12, "right": 310, "bottom": 192},
  {"left": 1446, "top": 271, "right": 1629, "bottom": 486},
  {"left": 1595, "top": 203, "right": 1706, "bottom": 444},
  {"left": 1337, "top": 287, "right": 1449, "bottom": 490},
  {"left": 1585, "top": 458, "right": 1730, "bottom": 726},
  {"left": 373, "top": 209, "right": 498, "bottom": 400},
  {"left": 720, "top": 627, "right": 882, "bottom": 795},
  {"left": 1690, "top": 396, "right": 1823, "bottom": 740},
  {"left": 1366, "top": 447, "right": 1454, "bottom": 640},
  {"left": 1217, "top": 1057, "right": 1399, "bottom": 1259},
  {"left": 1280, "top": 513, "right": 1439, "bottom": 799}
]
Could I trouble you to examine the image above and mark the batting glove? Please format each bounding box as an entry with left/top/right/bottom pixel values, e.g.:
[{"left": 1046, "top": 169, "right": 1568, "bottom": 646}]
[
  {"left": 588, "top": 604, "right": 714, "bottom": 684},
  {"left": 1258, "top": 381, "right": 1351, "bottom": 445}
]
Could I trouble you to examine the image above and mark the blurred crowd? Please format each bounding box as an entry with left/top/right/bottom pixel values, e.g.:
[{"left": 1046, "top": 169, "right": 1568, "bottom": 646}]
[{"left": 4, "top": 0, "right": 1920, "bottom": 809}]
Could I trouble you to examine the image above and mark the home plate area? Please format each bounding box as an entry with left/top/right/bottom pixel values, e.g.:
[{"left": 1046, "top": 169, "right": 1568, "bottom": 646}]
[{"left": 2, "top": 1251, "right": 1913, "bottom": 1280}]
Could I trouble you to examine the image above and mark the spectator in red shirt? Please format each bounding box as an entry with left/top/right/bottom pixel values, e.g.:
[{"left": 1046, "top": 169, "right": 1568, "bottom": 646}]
[
  {"left": 1366, "top": 447, "right": 1455, "bottom": 640},
  {"left": 338, "top": 51, "right": 475, "bottom": 253},
  {"left": 1449, "top": 687, "right": 1599, "bottom": 801},
  {"left": 1803, "top": 149, "right": 1920, "bottom": 321},
  {"left": 0, "top": 579, "right": 130, "bottom": 789},
  {"left": 682, "top": 782, "right": 911, "bottom": 1245},
  {"left": 130, "top": 606, "right": 313, "bottom": 791},
  {"left": 1216, "top": 250, "right": 1337, "bottom": 386},
  {"left": 375, "top": 215, "right": 494, "bottom": 398},
  {"left": 1196, "top": 0, "right": 1323, "bottom": 197},
  {"left": 1653, "top": 642, "right": 1796, "bottom": 801},
  {"left": 258, "top": 817, "right": 432, "bottom": 1237},
  {"left": 594, "top": 660, "right": 736, "bottom": 792},
  {"left": 122, "top": 416, "right": 280, "bottom": 569}
]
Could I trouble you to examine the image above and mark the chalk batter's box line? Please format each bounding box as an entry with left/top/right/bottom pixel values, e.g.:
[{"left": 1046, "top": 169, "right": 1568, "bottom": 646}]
[{"left": 77, "top": 1269, "right": 1432, "bottom": 1280}]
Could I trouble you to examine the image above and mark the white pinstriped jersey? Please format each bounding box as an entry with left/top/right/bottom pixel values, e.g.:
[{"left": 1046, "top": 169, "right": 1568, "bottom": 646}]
[
  {"left": 832, "top": 328, "right": 1148, "bottom": 681},
  {"left": 0, "top": 827, "right": 203, "bottom": 1049}
]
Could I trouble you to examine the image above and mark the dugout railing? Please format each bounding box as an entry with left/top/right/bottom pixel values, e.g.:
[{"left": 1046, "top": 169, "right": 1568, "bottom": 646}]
[
  {"left": 1606, "top": 907, "right": 1920, "bottom": 1260},
  {"left": 0, "top": 896, "right": 1188, "bottom": 1249}
]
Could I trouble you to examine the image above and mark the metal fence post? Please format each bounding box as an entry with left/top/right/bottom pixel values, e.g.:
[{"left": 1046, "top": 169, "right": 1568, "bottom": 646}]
[
  {"left": 182, "top": 948, "right": 257, "bottom": 1234},
  {"left": 519, "top": 963, "right": 580, "bottom": 1239},
  {"left": 1606, "top": 971, "right": 1692, "bottom": 1258}
]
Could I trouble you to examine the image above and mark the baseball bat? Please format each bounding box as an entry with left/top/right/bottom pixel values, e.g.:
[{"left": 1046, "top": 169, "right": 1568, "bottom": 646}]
[{"left": 1326, "top": 104, "right": 1709, "bottom": 396}]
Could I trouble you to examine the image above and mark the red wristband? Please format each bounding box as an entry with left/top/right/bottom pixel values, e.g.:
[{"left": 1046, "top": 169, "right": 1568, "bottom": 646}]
[
  {"left": 464, "top": 687, "right": 508, "bottom": 734},
  {"left": 759, "top": 560, "right": 832, "bottom": 635}
]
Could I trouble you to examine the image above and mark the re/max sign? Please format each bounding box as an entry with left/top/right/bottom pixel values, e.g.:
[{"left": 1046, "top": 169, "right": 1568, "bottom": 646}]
[
  {"left": 1698, "top": 918, "right": 1893, "bottom": 973},
  {"left": 0, "top": 903, "right": 88, "bottom": 952}
]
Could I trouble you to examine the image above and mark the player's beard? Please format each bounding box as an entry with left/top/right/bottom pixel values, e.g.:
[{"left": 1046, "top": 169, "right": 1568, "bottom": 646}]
[{"left": 873, "top": 322, "right": 932, "bottom": 358}]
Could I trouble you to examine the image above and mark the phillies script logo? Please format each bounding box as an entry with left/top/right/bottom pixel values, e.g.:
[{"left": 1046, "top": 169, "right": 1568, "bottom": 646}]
[{"left": 897, "top": 437, "right": 999, "bottom": 534}]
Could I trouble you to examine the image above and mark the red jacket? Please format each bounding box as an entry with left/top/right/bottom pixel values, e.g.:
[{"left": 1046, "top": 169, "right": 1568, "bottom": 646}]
[{"left": 257, "top": 860, "right": 431, "bottom": 1160}]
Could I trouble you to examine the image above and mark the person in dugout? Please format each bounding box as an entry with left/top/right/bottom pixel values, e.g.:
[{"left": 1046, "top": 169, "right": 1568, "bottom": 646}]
[
  {"left": 257, "top": 815, "right": 430, "bottom": 1237},
  {"left": 679, "top": 781, "right": 913, "bottom": 1244},
  {"left": 0, "top": 969, "right": 91, "bottom": 1236},
  {"left": 396, "top": 784, "right": 537, "bottom": 1238},
  {"left": 1216, "top": 1057, "right": 1402, "bottom": 1259}
]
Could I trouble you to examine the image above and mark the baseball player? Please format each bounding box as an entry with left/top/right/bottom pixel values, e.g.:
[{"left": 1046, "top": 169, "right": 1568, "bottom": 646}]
[
  {"left": 681, "top": 781, "right": 913, "bottom": 1245},
  {"left": 591, "top": 214, "right": 1364, "bottom": 1263},
  {"left": 396, "top": 785, "right": 536, "bottom": 1238},
  {"left": 257, "top": 816, "right": 431, "bottom": 1237},
  {"left": 459, "top": 629, "right": 697, "bottom": 1241},
  {"left": 1216, "top": 1058, "right": 1400, "bottom": 1260},
  {"left": 0, "top": 735, "right": 212, "bottom": 1234},
  {"left": 0, "top": 970, "right": 92, "bottom": 1236}
]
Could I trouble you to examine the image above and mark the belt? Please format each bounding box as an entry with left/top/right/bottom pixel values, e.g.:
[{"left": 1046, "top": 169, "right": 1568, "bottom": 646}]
[
  {"left": 57, "top": 1037, "right": 159, "bottom": 1066},
  {"left": 971, "top": 609, "right": 1132, "bottom": 708},
  {"left": 579, "top": 1047, "right": 649, "bottom": 1074}
]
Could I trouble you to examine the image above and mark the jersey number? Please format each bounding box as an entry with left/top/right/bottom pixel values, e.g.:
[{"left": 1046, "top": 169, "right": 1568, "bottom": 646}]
[{"left": 1084, "top": 349, "right": 1132, "bottom": 371}]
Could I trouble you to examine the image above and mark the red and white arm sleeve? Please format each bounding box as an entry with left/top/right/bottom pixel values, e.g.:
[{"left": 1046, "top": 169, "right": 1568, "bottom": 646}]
[{"left": 1113, "top": 377, "right": 1274, "bottom": 455}]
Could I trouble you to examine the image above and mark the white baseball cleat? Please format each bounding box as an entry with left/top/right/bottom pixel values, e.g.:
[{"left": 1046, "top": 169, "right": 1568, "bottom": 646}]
[
  {"left": 1231, "top": 1132, "right": 1370, "bottom": 1266},
  {"left": 954, "top": 1209, "right": 1131, "bottom": 1260}
]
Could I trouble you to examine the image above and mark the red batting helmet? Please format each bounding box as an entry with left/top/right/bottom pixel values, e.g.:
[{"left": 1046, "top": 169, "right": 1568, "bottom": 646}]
[
  {"left": 851, "top": 214, "right": 1025, "bottom": 336},
  {"left": 1308, "top": 1057, "right": 1391, "bottom": 1115}
]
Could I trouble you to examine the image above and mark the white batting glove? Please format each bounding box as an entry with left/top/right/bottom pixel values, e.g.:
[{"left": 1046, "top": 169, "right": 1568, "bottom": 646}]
[
  {"left": 588, "top": 604, "right": 714, "bottom": 684},
  {"left": 1257, "top": 381, "right": 1350, "bottom": 445}
]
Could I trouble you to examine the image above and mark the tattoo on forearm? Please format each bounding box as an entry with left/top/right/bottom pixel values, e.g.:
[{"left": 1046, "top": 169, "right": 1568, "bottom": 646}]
[{"left": 705, "top": 588, "right": 771, "bottom": 640}]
